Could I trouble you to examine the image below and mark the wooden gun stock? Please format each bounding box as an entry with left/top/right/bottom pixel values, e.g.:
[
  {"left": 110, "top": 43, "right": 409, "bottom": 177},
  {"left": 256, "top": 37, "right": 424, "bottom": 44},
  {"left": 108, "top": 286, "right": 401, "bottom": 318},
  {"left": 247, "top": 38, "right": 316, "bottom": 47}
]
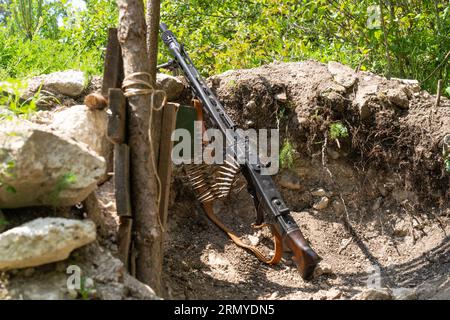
[{"left": 284, "top": 229, "right": 320, "bottom": 280}]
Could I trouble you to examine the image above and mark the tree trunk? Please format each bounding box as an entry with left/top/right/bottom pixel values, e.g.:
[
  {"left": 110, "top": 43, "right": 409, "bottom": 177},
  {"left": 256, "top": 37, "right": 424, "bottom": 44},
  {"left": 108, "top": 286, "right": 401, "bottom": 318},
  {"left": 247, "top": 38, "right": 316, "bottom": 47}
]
[{"left": 117, "top": 0, "right": 163, "bottom": 295}]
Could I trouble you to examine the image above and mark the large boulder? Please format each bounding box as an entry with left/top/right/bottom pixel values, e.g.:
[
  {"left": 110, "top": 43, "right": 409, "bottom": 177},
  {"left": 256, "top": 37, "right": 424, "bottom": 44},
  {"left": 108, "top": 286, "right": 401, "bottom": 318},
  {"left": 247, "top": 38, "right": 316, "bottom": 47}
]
[
  {"left": 0, "top": 120, "right": 105, "bottom": 208},
  {"left": 51, "top": 105, "right": 110, "bottom": 159},
  {"left": 24, "top": 70, "right": 86, "bottom": 99},
  {"left": 0, "top": 218, "right": 96, "bottom": 271},
  {"left": 156, "top": 73, "right": 185, "bottom": 101}
]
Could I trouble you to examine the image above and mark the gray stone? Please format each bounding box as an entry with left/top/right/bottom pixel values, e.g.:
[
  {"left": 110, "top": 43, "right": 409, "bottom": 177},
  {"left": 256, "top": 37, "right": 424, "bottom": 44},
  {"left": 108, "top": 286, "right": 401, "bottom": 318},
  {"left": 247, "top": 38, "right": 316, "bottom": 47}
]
[
  {"left": 51, "top": 105, "right": 110, "bottom": 159},
  {"left": 311, "top": 188, "right": 327, "bottom": 197},
  {"left": 313, "top": 196, "right": 330, "bottom": 210},
  {"left": 156, "top": 73, "right": 185, "bottom": 101},
  {"left": 25, "top": 70, "right": 86, "bottom": 98},
  {"left": 353, "top": 82, "right": 378, "bottom": 120},
  {"left": 0, "top": 218, "right": 96, "bottom": 271},
  {"left": 352, "top": 288, "right": 393, "bottom": 300},
  {"left": 386, "top": 88, "right": 410, "bottom": 109},
  {"left": 45, "top": 70, "right": 86, "bottom": 97},
  {"left": 327, "top": 61, "right": 357, "bottom": 88},
  {"left": 0, "top": 120, "right": 106, "bottom": 208},
  {"left": 313, "top": 262, "right": 333, "bottom": 278},
  {"left": 392, "top": 287, "right": 417, "bottom": 300},
  {"left": 441, "top": 134, "right": 450, "bottom": 156},
  {"left": 326, "top": 288, "right": 342, "bottom": 300},
  {"left": 275, "top": 92, "right": 287, "bottom": 102},
  {"left": 391, "top": 78, "right": 421, "bottom": 93}
]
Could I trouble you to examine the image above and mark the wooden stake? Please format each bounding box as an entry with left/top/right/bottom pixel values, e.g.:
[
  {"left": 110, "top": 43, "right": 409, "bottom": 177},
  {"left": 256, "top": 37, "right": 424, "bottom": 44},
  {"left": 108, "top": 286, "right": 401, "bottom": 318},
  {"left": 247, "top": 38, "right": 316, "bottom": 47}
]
[
  {"left": 157, "top": 103, "right": 178, "bottom": 227},
  {"left": 435, "top": 79, "right": 442, "bottom": 108}
]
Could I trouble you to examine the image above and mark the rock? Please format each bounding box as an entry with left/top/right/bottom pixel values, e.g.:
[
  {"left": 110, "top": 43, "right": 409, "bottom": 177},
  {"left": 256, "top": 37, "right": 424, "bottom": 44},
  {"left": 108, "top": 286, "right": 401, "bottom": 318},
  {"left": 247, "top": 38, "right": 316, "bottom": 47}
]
[
  {"left": 392, "top": 78, "right": 421, "bottom": 93},
  {"left": 353, "top": 81, "right": 378, "bottom": 120},
  {"left": 392, "top": 287, "right": 417, "bottom": 300},
  {"left": 0, "top": 218, "right": 96, "bottom": 271},
  {"left": 385, "top": 88, "right": 409, "bottom": 109},
  {"left": 352, "top": 288, "right": 393, "bottom": 300},
  {"left": 279, "top": 171, "right": 302, "bottom": 190},
  {"left": 0, "top": 120, "right": 106, "bottom": 208},
  {"left": 25, "top": 70, "right": 86, "bottom": 98},
  {"left": 247, "top": 234, "right": 260, "bottom": 246},
  {"left": 51, "top": 105, "right": 110, "bottom": 159},
  {"left": 156, "top": 73, "right": 184, "bottom": 101},
  {"left": 313, "top": 262, "right": 333, "bottom": 277},
  {"left": 441, "top": 134, "right": 450, "bottom": 156},
  {"left": 275, "top": 92, "right": 287, "bottom": 103},
  {"left": 326, "top": 288, "right": 342, "bottom": 300},
  {"left": 327, "top": 61, "right": 357, "bottom": 88},
  {"left": 246, "top": 100, "right": 257, "bottom": 109},
  {"left": 311, "top": 188, "right": 327, "bottom": 197},
  {"left": 3, "top": 242, "right": 159, "bottom": 300},
  {"left": 313, "top": 196, "right": 330, "bottom": 210}
]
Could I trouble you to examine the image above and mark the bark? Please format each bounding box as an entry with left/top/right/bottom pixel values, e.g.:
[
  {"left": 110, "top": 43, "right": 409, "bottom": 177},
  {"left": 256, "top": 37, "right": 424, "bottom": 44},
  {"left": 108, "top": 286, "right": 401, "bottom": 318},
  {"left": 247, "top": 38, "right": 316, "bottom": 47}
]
[{"left": 117, "top": 0, "right": 162, "bottom": 295}]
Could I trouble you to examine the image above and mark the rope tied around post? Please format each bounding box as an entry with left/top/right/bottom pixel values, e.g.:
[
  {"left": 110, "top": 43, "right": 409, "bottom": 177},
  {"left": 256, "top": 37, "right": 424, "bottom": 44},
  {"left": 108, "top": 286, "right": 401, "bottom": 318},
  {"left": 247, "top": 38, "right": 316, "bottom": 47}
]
[{"left": 122, "top": 71, "right": 167, "bottom": 233}]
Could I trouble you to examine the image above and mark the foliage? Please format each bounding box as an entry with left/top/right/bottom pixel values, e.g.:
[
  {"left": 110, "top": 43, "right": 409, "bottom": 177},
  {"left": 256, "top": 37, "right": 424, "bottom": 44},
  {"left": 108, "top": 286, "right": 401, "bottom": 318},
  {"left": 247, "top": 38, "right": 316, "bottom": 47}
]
[
  {"left": 159, "top": 0, "right": 450, "bottom": 96},
  {"left": 445, "top": 156, "right": 450, "bottom": 173},
  {"left": 12, "top": 0, "right": 44, "bottom": 40},
  {"left": 0, "top": 0, "right": 116, "bottom": 79},
  {"left": 280, "top": 139, "right": 295, "bottom": 169},
  {"left": 79, "top": 276, "right": 94, "bottom": 300},
  {"left": 329, "top": 121, "right": 349, "bottom": 140},
  {"left": 0, "top": 216, "right": 9, "bottom": 226},
  {"left": 0, "top": 79, "right": 37, "bottom": 118},
  {"left": 0, "top": 0, "right": 448, "bottom": 98},
  {"left": 48, "top": 172, "right": 77, "bottom": 205}
]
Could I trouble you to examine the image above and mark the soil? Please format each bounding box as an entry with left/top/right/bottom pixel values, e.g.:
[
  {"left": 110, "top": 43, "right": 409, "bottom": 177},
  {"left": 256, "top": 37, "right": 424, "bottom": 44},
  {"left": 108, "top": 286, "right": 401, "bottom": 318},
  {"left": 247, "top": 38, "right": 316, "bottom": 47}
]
[
  {"left": 162, "top": 61, "right": 450, "bottom": 300},
  {"left": 1, "top": 61, "right": 449, "bottom": 300}
]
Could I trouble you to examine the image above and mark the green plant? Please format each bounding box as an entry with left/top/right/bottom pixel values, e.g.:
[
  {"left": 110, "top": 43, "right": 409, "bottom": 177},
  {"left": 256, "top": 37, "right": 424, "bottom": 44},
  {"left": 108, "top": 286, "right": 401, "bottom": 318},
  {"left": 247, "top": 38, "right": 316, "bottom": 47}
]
[
  {"left": 0, "top": 80, "right": 38, "bottom": 119},
  {"left": 445, "top": 157, "right": 450, "bottom": 173},
  {"left": 48, "top": 172, "right": 77, "bottom": 205},
  {"left": 12, "top": 0, "right": 44, "bottom": 40},
  {"left": 79, "top": 276, "right": 94, "bottom": 300},
  {"left": 0, "top": 156, "right": 17, "bottom": 194},
  {"left": 280, "top": 139, "right": 296, "bottom": 169},
  {"left": 0, "top": 217, "right": 8, "bottom": 227},
  {"left": 329, "top": 122, "right": 349, "bottom": 140}
]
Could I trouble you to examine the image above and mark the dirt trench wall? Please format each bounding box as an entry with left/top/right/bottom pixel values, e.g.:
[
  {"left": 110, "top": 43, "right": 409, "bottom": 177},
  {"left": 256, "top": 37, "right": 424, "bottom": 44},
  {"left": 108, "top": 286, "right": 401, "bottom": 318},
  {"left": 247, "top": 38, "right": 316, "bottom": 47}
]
[{"left": 206, "top": 60, "right": 450, "bottom": 211}]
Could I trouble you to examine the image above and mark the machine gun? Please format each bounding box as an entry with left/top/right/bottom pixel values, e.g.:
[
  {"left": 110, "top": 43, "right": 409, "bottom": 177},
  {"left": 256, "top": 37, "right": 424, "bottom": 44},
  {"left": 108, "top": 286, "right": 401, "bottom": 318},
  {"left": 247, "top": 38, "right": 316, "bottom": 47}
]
[{"left": 160, "top": 23, "right": 320, "bottom": 279}]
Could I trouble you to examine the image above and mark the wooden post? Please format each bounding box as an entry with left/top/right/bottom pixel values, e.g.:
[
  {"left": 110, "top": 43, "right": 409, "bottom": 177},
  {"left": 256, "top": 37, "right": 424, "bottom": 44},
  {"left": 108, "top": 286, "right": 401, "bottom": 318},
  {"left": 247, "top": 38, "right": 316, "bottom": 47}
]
[
  {"left": 118, "top": 0, "right": 163, "bottom": 295},
  {"left": 435, "top": 79, "right": 443, "bottom": 108},
  {"left": 157, "top": 103, "right": 178, "bottom": 227}
]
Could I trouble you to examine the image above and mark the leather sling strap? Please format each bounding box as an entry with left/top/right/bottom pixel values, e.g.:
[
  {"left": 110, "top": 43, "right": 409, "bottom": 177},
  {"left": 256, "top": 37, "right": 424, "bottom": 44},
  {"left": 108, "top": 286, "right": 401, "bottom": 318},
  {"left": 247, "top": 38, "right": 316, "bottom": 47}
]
[{"left": 202, "top": 201, "right": 283, "bottom": 265}]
